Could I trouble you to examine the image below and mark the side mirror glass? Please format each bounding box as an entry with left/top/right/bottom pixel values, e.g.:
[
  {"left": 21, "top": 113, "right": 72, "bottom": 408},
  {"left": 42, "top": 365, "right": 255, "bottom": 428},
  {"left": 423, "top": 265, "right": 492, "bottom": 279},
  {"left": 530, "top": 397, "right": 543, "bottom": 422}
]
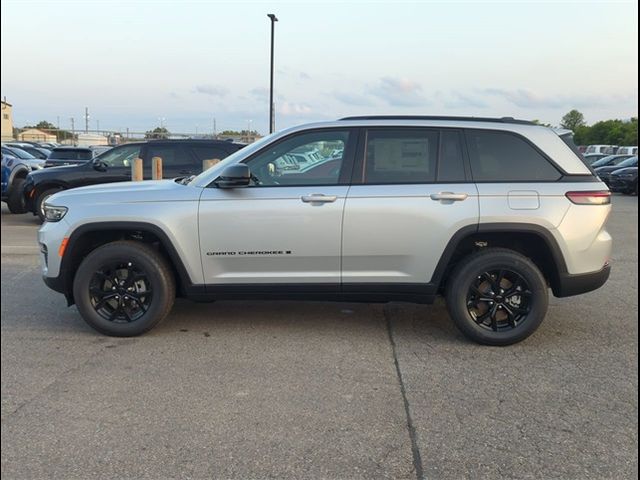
[{"left": 215, "top": 164, "right": 251, "bottom": 188}]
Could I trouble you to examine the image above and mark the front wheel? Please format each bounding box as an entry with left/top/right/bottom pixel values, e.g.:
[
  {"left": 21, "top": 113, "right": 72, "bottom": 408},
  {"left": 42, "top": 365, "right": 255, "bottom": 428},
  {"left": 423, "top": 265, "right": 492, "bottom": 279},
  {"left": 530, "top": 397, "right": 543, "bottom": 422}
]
[
  {"left": 446, "top": 248, "right": 549, "bottom": 346},
  {"left": 73, "top": 241, "right": 176, "bottom": 336}
]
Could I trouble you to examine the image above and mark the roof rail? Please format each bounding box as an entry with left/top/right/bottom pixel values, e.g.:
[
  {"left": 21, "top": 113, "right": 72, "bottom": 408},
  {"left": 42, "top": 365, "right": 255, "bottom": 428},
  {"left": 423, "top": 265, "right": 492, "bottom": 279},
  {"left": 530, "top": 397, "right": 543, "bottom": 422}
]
[{"left": 338, "top": 115, "right": 536, "bottom": 125}]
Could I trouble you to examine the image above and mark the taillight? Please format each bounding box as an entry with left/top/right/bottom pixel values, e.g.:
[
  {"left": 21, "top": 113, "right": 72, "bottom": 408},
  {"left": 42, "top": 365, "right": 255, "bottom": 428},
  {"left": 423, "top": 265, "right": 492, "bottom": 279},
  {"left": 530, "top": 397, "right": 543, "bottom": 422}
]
[{"left": 566, "top": 191, "right": 611, "bottom": 205}]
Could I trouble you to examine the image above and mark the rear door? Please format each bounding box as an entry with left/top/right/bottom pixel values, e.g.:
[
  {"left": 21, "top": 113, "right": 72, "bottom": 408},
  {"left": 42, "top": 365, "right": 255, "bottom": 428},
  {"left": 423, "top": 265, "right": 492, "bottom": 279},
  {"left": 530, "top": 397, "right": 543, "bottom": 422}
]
[
  {"left": 342, "top": 128, "right": 479, "bottom": 287},
  {"left": 190, "top": 144, "right": 234, "bottom": 173}
]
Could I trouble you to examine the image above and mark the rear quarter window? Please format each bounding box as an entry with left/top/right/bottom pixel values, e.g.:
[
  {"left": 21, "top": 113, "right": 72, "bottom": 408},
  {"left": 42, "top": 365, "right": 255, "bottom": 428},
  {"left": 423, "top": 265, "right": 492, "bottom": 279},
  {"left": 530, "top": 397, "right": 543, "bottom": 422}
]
[{"left": 465, "top": 130, "right": 561, "bottom": 182}]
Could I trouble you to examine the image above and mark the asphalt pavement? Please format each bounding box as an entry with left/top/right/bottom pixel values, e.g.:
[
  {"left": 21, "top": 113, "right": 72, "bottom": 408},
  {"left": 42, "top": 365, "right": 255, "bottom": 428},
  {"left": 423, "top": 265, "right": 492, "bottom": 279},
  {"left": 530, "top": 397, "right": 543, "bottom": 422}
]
[{"left": 1, "top": 197, "right": 638, "bottom": 479}]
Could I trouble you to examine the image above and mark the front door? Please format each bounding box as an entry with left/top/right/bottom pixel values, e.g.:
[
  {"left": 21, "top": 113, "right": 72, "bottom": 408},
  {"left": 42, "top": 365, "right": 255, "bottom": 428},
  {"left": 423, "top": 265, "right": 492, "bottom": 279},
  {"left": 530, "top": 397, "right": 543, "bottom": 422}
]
[{"left": 198, "top": 128, "right": 356, "bottom": 286}]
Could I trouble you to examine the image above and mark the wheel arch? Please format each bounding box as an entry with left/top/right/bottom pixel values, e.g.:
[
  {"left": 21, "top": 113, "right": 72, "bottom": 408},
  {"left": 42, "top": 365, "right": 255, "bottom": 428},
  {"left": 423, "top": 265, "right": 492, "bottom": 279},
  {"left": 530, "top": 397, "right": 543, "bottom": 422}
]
[
  {"left": 58, "top": 222, "right": 198, "bottom": 305},
  {"left": 431, "top": 223, "right": 568, "bottom": 297}
]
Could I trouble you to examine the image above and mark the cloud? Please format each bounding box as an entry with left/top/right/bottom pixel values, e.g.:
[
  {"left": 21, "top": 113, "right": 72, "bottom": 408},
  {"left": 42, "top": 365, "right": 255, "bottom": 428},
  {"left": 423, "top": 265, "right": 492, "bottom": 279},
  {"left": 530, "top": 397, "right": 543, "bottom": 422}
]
[
  {"left": 333, "top": 91, "right": 375, "bottom": 107},
  {"left": 250, "top": 87, "right": 269, "bottom": 101},
  {"left": 194, "top": 85, "right": 229, "bottom": 97},
  {"left": 279, "top": 101, "right": 313, "bottom": 116},
  {"left": 482, "top": 88, "right": 603, "bottom": 109},
  {"left": 168, "top": 91, "right": 181, "bottom": 99},
  {"left": 442, "top": 92, "right": 489, "bottom": 109},
  {"left": 369, "top": 77, "right": 429, "bottom": 107},
  {"left": 300, "top": 72, "right": 311, "bottom": 80}
]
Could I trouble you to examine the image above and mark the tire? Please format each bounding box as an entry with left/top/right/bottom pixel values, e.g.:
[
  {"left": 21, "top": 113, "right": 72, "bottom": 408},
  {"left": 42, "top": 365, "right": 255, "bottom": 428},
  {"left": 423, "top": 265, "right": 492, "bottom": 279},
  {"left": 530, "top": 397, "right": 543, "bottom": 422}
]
[
  {"left": 445, "top": 248, "right": 549, "bottom": 346},
  {"left": 36, "top": 187, "right": 63, "bottom": 222},
  {"left": 73, "top": 241, "right": 176, "bottom": 336},
  {"left": 7, "top": 177, "right": 27, "bottom": 214}
]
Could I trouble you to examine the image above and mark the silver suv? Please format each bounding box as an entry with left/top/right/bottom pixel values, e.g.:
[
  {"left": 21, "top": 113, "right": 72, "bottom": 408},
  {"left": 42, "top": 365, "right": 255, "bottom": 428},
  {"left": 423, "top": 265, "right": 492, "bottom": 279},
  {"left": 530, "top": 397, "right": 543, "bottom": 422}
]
[{"left": 38, "top": 116, "right": 612, "bottom": 345}]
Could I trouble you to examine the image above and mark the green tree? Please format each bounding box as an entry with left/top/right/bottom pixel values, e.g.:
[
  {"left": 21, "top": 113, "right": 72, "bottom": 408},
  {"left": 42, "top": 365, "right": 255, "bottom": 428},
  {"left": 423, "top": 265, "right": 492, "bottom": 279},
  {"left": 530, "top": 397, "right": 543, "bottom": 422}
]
[
  {"left": 560, "top": 110, "right": 586, "bottom": 131},
  {"left": 145, "top": 126, "right": 170, "bottom": 139}
]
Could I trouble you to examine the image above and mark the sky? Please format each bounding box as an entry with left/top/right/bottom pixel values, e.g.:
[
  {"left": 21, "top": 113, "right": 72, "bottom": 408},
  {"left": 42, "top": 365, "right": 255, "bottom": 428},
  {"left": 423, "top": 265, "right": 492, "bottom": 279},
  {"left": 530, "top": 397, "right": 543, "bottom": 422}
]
[{"left": 1, "top": 0, "right": 638, "bottom": 135}]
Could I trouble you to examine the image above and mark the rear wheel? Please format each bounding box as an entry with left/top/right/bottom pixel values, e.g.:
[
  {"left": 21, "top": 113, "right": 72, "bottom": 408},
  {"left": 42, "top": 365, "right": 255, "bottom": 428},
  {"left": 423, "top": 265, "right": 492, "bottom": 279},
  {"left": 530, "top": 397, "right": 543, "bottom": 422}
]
[
  {"left": 73, "top": 241, "right": 176, "bottom": 336},
  {"left": 36, "top": 187, "right": 63, "bottom": 222},
  {"left": 7, "top": 177, "right": 27, "bottom": 214},
  {"left": 446, "top": 248, "right": 549, "bottom": 346}
]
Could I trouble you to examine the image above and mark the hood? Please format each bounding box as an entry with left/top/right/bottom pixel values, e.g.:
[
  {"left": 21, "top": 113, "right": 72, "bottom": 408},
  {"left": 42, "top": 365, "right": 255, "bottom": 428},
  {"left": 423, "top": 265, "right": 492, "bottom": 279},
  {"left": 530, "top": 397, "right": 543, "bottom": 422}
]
[{"left": 48, "top": 179, "right": 202, "bottom": 206}]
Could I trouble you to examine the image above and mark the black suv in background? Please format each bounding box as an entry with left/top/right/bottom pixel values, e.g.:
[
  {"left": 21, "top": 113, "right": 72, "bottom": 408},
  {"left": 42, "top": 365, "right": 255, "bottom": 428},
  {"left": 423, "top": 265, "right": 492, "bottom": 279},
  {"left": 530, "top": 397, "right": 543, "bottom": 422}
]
[
  {"left": 24, "top": 139, "right": 244, "bottom": 220},
  {"left": 44, "top": 147, "right": 96, "bottom": 167}
]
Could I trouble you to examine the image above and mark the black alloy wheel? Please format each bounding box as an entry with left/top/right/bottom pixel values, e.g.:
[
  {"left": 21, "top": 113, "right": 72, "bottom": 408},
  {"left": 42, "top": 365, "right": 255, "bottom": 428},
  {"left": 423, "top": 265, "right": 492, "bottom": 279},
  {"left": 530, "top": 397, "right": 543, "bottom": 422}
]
[
  {"left": 467, "top": 269, "right": 532, "bottom": 332},
  {"left": 89, "top": 261, "right": 153, "bottom": 323}
]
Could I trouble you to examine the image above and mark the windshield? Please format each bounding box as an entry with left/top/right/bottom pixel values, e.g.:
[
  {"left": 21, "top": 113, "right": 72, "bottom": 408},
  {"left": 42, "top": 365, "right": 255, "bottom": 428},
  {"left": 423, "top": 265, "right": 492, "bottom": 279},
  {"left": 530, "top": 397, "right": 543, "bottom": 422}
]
[
  {"left": 616, "top": 157, "right": 638, "bottom": 168},
  {"left": 50, "top": 149, "right": 94, "bottom": 160},
  {"left": 190, "top": 133, "right": 277, "bottom": 186}
]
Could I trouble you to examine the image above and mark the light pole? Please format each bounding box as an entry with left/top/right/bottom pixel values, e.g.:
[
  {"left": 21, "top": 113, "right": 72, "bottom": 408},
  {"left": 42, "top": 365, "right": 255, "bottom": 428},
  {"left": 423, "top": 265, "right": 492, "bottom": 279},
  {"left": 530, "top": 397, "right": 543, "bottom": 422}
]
[{"left": 267, "top": 13, "right": 278, "bottom": 134}]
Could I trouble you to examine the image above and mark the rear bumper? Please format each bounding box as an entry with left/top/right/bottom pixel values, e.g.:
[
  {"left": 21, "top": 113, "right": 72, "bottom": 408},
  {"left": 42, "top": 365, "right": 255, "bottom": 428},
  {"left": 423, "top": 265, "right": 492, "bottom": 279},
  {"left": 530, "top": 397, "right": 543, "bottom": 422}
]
[{"left": 554, "top": 264, "right": 611, "bottom": 298}]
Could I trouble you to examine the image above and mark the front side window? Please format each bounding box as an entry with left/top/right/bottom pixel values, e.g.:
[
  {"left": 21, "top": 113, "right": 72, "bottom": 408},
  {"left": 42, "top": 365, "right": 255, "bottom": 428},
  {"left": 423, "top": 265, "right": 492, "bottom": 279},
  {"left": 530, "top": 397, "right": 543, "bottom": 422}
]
[
  {"left": 363, "top": 129, "right": 438, "bottom": 184},
  {"left": 245, "top": 130, "right": 350, "bottom": 186},
  {"left": 96, "top": 144, "right": 141, "bottom": 167},
  {"left": 466, "top": 130, "right": 561, "bottom": 182}
]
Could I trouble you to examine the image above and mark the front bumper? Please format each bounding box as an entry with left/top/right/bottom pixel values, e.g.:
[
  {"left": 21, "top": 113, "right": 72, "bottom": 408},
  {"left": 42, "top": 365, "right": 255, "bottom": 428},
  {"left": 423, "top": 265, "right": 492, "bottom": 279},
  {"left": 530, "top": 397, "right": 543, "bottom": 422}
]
[{"left": 554, "top": 264, "right": 611, "bottom": 298}]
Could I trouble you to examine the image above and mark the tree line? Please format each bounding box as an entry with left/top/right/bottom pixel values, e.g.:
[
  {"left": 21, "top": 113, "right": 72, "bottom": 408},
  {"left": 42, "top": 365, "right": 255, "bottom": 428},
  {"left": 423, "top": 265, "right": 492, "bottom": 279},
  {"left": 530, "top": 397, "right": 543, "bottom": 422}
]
[{"left": 559, "top": 110, "right": 637, "bottom": 146}]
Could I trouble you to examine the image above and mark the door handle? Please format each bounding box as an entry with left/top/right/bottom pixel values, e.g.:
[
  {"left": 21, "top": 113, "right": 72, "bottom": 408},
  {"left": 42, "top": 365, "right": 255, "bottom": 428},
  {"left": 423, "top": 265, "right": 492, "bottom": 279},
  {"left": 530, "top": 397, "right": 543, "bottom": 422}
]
[
  {"left": 301, "top": 194, "right": 338, "bottom": 204},
  {"left": 430, "top": 192, "right": 468, "bottom": 202}
]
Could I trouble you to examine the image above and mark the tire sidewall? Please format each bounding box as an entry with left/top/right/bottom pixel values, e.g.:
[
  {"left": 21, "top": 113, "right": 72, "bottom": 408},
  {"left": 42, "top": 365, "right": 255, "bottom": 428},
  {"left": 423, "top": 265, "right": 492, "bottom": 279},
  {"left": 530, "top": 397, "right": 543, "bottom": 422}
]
[
  {"left": 73, "top": 243, "right": 173, "bottom": 336},
  {"left": 7, "top": 178, "right": 27, "bottom": 214},
  {"left": 447, "top": 252, "right": 549, "bottom": 346}
]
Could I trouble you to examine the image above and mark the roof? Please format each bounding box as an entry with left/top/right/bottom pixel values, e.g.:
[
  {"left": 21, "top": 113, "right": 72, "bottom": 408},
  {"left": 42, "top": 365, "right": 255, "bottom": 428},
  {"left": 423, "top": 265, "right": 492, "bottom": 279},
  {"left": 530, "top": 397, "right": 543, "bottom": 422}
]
[{"left": 339, "top": 115, "right": 535, "bottom": 125}]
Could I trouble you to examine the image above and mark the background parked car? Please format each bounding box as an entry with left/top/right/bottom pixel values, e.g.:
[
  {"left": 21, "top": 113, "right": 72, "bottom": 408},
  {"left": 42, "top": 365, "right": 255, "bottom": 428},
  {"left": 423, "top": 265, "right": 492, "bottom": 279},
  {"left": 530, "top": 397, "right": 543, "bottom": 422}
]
[
  {"left": 1, "top": 146, "right": 45, "bottom": 171},
  {"left": 616, "top": 146, "right": 638, "bottom": 155},
  {"left": 582, "top": 153, "right": 609, "bottom": 165},
  {"left": 1, "top": 152, "right": 34, "bottom": 213},
  {"left": 590, "top": 154, "right": 634, "bottom": 169},
  {"left": 90, "top": 145, "right": 113, "bottom": 156},
  {"left": 4, "top": 142, "right": 51, "bottom": 159},
  {"left": 43, "top": 147, "right": 96, "bottom": 167},
  {"left": 585, "top": 144, "right": 617, "bottom": 154},
  {"left": 595, "top": 156, "right": 638, "bottom": 187},
  {"left": 609, "top": 165, "right": 638, "bottom": 195},
  {"left": 24, "top": 139, "right": 245, "bottom": 221}
]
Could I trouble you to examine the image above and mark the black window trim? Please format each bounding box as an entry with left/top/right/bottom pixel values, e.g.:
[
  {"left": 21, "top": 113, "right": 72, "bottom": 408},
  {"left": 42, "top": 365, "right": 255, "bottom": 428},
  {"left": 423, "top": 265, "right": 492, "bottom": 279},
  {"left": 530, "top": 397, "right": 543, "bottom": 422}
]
[{"left": 205, "top": 127, "right": 359, "bottom": 189}]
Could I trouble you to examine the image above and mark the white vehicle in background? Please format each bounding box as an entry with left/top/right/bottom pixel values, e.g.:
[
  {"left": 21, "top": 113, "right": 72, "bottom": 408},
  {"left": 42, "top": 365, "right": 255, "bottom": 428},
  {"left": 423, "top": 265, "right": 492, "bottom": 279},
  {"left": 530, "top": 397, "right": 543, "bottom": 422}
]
[
  {"left": 616, "top": 146, "right": 638, "bottom": 155},
  {"left": 585, "top": 145, "right": 617, "bottom": 154}
]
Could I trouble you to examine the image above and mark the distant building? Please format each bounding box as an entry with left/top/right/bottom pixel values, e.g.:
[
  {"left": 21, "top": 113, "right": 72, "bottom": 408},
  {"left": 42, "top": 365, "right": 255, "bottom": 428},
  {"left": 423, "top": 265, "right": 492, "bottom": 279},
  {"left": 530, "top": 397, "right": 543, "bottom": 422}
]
[
  {"left": 76, "top": 133, "right": 108, "bottom": 146},
  {"left": 1, "top": 99, "right": 13, "bottom": 141},
  {"left": 18, "top": 128, "right": 57, "bottom": 143}
]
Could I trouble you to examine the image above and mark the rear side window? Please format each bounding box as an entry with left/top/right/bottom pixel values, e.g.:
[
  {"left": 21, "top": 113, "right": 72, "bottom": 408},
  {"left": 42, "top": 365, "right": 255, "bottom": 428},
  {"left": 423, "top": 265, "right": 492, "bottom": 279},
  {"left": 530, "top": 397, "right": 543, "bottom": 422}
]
[
  {"left": 466, "top": 130, "right": 561, "bottom": 182},
  {"left": 364, "top": 129, "right": 438, "bottom": 184},
  {"left": 50, "top": 149, "right": 93, "bottom": 160},
  {"left": 146, "top": 145, "right": 190, "bottom": 167},
  {"left": 191, "top": 146, "right": 229, "bottom": 162}
]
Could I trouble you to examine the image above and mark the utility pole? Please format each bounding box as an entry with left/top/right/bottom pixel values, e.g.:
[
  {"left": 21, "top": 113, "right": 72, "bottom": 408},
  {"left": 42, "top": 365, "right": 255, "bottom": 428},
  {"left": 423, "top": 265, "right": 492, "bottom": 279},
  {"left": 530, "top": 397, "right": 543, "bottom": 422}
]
[
  {"left": 267, "top": 14, "right": 278, "bottom": 134},
  {"left": 213, "top": 118, "right": 216, "bottom": 138},
  {"left": 70, "top": 117, "right": 75, "bottom": 145},
  {"left": 84, "top": 107, "right": 89, "bottom": 133}
]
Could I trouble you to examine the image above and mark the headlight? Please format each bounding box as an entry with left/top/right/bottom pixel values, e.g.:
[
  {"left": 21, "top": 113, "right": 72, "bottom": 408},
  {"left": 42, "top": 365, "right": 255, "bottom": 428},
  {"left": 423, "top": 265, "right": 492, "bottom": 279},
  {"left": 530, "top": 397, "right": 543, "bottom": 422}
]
[{"left": 43, "top": 205, "right": 68, "bottom": 222}]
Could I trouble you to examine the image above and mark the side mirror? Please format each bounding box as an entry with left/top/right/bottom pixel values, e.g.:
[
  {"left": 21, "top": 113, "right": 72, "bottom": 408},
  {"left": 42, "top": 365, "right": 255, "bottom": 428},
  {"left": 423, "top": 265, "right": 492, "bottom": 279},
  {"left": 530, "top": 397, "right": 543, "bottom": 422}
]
[
  {"left": 93, "top": 161, "right": 108, "bottom": 172},
  {"left": 215, "top": 164, "right": 251, "bottom": 188}
]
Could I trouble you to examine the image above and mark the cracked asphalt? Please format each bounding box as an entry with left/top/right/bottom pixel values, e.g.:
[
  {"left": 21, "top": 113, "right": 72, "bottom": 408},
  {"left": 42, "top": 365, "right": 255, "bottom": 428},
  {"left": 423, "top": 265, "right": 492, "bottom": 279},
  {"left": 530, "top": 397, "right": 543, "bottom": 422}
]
[{"left": 1, "top": 196, "right": 638, "bottom": 479}]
